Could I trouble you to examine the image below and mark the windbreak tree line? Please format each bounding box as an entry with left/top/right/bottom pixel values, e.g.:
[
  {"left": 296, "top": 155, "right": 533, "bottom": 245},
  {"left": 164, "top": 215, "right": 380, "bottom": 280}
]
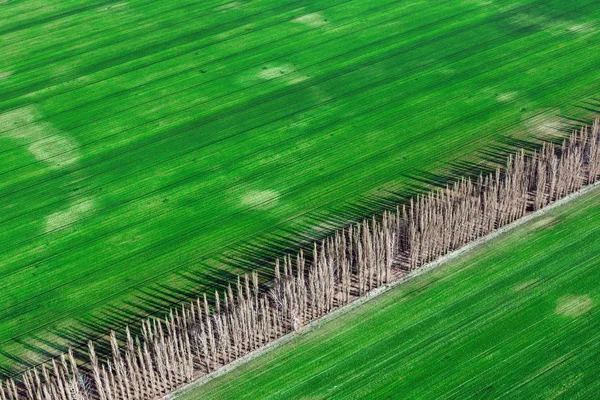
[{"left": 2, "top": 119, "right": 599, "bottom": 400}]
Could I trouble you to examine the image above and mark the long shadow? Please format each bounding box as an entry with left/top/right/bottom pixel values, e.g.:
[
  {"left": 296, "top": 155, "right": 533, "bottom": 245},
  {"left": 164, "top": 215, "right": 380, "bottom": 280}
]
[{"left": 2, "top": 112, "right": 596, "bottom": 378}]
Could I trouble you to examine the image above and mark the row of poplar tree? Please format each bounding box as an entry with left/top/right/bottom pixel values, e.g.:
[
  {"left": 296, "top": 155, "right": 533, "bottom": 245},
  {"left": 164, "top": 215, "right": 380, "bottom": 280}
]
[{"left": 1, "top": 119, "right": 599, "bottom": 400}]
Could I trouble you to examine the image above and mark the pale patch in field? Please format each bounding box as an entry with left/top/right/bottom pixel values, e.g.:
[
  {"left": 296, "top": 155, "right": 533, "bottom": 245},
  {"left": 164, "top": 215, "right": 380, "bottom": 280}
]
[
  {"left": 1, "top": 106, "right": 93, "bottom": 235},
  {"left": 135, "top": 195, "right": 174, "bottom": 214},
  {"left": 271, "top": 117, "right": 312, "bottom": 137},
  {"left": 436, "top": 66, "right": 456, "bottom": 76},
  {"left": 0, "top": 105, "right": 36, "bottom": 130},
  {"left": 0, "top": 106, "right": 80, "bottom": 169},
  {"left": 215, "top": 1, "right": 242, "bottom": 11},
  {"left": 28, "top": 134, "right": 80, "bottom": 169},
  {"left": 513, "top": 279, "right": 539, "bottom": 292},
  {"left": 496, "top": 92, "right": 518, "bottom": 103},
  {"left": 45, "top": 198, "right": 94, "bottom": 232},
  {"left": 240, "top": 190, "right": 280, "bottom": 210},
  {"left": 53, "top": 64, "right": 75, "bottom": 79},
  {"left": 215, "top": 24, "right": 254, "bottom": 40},
  {"left": 292, "top": 12, "right": 328, "bottom": 28},
  {"left": 508, "top": 13, "right": 547, "bottom": 29},
  {"left": 556, "top": 295, "right": 593, "bottom": 318},
  {"left": 287, "top": 119, "right": 310, "bottom": 129},
  {"left": 568, "top": 23, "right": 594, "bottom": 34},
  {"left": 0, "top": 71, "right": 12, "bottom": 80},
  {"left": 257, "top": 64, "right": 295, "bottom": 80},
  {"left": 527, "top": 216, "right": 557, "bottom": 231},
  {"left": 507, "top": 12, "right": 589, "bottom": 36},
  {"left": 102, "top": 2, "right": 128, "bottom": 11},
  {"left": 525, "top": 113, "right": 566, "bottom": 140},
  {"left": 306, "top": 85, "right": 332, "bottom": 102},
  {"left": 255, "top": 64, "right": 310, "bottom": 86},
  {"left": 287, "top": 75, "right": 309, "bottom": 84},
  {"left": 256, "top": 152, "right": 282, "bottom": 166}
]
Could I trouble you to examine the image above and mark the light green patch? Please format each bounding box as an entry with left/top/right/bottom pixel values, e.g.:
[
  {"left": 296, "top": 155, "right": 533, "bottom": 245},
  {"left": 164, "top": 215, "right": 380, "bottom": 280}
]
[
  {"left": 101, "top": 2, "right": 128, "bottom": 12},
  {"left": 524, "top": 112, "right": 567, "bottom": 140},
  {"left": 513, "top": 278, "right": 539, "bottom": 292},
  {"left": 527, "top": 216, "right": 558, "bottom": 231},
  {"left": 248, "top": 64, "right": 310, "bottom": 85},
  {"left": 216, "top": 23, "right": 256, "bottom": 40},
  {"left": 45, "top": 197, "right": 95, "bottom": 232},
  {"left": 568, "top": 23, "right": 594, "bottom": 33},
  {"left": 215, "top": 1, "right": 242, "bottom": 11},
  {"left": 292, "top": 12, "right": 329, "bottom": 28},
  {"left": 497, "top": 91, "right": 519, "bottom": 103},
  {"left": 0, "top": 105, "right": 37, "bottom": 130},
  {"left": 0, "top": 71, "right": 12, "bottom": 80},
  {"left": 436, "top": 66, "right": 456, "bottom": 75},
  {"left": 257, "top": 65, "right": 294, "bottom": 80},
  {"left": 507, "top": 12, "right": 577, "bottom": 36},
  {"left": 240, "top": 189, "right": 280, "bottom": 210},
  {"left": 27, "top": 134, "right": 80, "bottom": 169},
  {"left": 556, "top": 295, "right": 593, "bottom": 318},
  {"left": 0, "top": 106, "right": 80, "bottom": 169}
]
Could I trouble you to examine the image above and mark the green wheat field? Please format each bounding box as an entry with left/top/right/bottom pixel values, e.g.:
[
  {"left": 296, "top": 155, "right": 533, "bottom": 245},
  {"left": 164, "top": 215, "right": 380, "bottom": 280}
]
[
  {"left": 1, "top": 0, "right": 599, "bottom": 374},
  {"left": 181, "top": 185, "right": 600, "bottom": 399}
]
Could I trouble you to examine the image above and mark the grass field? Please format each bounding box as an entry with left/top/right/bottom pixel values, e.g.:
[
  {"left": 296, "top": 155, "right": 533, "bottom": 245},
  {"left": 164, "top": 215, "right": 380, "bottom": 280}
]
[
  {"left": 179, "top": 185, "right": 600, "bottom": 399},
  {"left": 1, "top": 0, "right": 600, "bottom": 373}
]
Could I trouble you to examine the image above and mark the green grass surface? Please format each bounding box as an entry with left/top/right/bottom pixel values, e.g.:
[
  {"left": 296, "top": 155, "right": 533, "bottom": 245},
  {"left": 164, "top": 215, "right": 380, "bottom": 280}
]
[
  {"left": 1, "top": 0, "right": 600, "bottom": 373},
  {"left": 180, "top": 186, "right": 600, "bottom": 400}
]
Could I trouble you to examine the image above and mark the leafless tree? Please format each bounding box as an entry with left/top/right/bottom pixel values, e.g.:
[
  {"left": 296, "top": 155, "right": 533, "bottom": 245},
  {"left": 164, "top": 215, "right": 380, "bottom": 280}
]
[{"left": 11, "top": 118, "right": 600, "bottom": 400}]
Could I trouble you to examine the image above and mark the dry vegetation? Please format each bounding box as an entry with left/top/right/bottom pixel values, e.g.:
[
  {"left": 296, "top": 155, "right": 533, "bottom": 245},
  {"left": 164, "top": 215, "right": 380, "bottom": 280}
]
[{"left": 0, "top": 119, "right": 598, "bottom": 400}]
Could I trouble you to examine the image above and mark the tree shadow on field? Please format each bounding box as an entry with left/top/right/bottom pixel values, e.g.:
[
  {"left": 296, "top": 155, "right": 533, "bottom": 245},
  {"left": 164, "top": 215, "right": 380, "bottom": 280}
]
[
  {"left": 571, "top": 98, "right": 600, "bottom": 120},
  {"left": 3, "top": 112, "right": 597, "bottom": 379}
]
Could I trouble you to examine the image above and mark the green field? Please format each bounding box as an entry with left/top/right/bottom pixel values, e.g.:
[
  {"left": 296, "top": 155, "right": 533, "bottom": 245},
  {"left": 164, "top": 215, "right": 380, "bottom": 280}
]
[
  {"left": 1, "top": 0, "right": 600, "bottom": 373},
  {"left": 179, "top": 185, "right": 600, "bottom": 399}
]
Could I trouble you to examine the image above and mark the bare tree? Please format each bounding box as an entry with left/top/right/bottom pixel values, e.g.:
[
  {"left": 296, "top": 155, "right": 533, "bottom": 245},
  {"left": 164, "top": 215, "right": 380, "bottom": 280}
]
[{"left": 12, "top": 118, "right": 600, "bottom": 400}]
